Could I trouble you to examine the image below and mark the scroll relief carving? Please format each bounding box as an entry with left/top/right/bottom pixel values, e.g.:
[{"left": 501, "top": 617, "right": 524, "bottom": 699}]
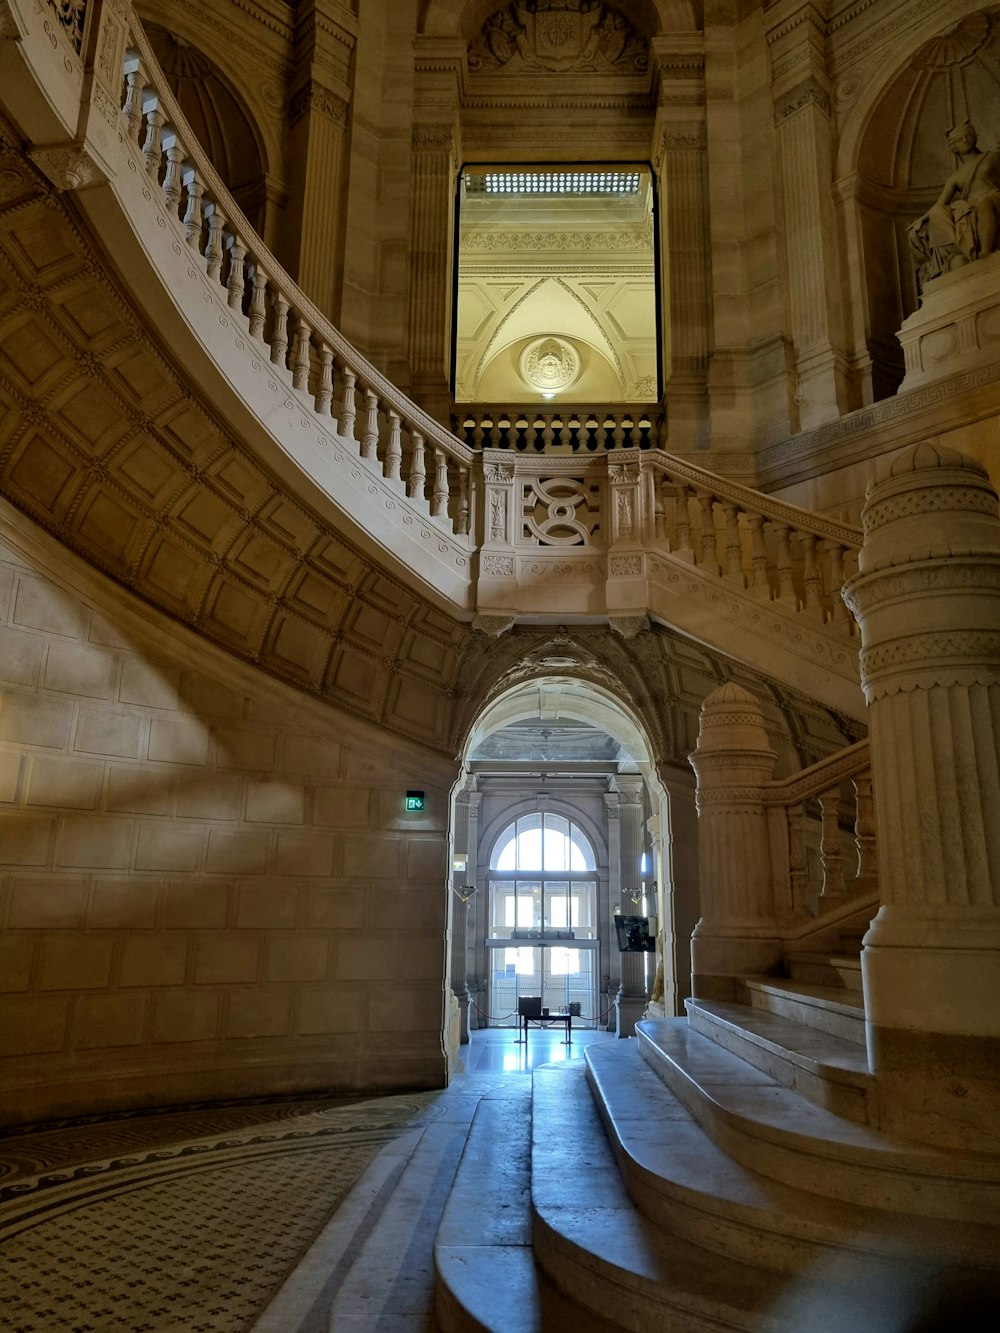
[
  {"left": 908, "top": 121, "right": 1000, "bottom": 290},
  {"left": 468, "top": 2, "right": 648, "bottom": 76}
]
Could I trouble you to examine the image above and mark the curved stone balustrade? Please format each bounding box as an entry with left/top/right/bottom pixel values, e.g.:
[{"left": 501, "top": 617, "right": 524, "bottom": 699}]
[{"left": 763, "top": 739, "right": 876, "bottom": 923}]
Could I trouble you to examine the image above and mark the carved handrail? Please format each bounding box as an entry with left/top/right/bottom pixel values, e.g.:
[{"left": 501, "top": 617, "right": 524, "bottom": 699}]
[
  {"left": 101, "top": 3, "right": 477, "bottom": 537},
  {"left": 763, "top": 740, "right": 876, "bottom": 922}
]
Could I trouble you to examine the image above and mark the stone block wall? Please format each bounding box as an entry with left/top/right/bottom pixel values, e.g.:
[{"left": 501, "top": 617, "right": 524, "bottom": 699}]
[{"left": 0, "top": 526, "right": 454, "bottom": 1126}]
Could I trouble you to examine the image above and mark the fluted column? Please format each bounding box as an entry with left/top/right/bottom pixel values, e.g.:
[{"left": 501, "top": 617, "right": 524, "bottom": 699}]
[
  {"left": 654, "top": 119, "right": 711, "bottom": 449},
  {"left": 688, "top": 684, "right": 779, "bottom": 1000},
  {"left": 407, "top": 122, "right": 458, "bottom": 423},
  {"left": 284, "top": 0, "right": 355, "bottom": 318},
  {"left": 465, "top": 790, "right": 484, "bottom": 1030},
  {"left": 450, "top": 787, "right": 473, "bottom": 1044},
  {"left": 615, "top": 779, "right": 648, "bottom": 1037},
  {"left": 843, "top": 442, "right": 1000, "bottom": 1149},
  {"left": 771, "top": 61, "right": 852, "bottom": 428}
]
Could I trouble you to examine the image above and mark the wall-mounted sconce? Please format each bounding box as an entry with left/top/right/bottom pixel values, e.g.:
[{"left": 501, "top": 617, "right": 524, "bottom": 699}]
[{"left": 452, "top": 884, "right": 478, "bottom": 903}]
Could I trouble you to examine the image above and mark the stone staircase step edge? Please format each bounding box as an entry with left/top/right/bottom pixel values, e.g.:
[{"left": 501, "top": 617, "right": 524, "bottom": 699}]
[
  {"left": 637, "top": 1019, "right": 1000, "bottom": 1186},
  {"left": 742, "top": 977, "right": 866, "bottom": 1015},
  {"left": 686, "top": 998, "right": 870, "bottom": 1082},
  {"left": 584, "top": 1041, "right": 996, "bottom": 1271}
]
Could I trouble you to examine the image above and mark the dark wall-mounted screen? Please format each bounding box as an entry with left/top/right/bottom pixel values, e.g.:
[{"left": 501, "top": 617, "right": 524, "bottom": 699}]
[{"left": 614, "top": 915, "right": 655, "bottom": 953}]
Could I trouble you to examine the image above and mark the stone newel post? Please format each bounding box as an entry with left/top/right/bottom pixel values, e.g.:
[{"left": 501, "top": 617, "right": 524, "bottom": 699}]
[
  {"left": 688, "top": 684, "right": 779, "bottom": 1000},
  {"left": 843, "top": 442, "right": 1000, "bottom": 1148}
]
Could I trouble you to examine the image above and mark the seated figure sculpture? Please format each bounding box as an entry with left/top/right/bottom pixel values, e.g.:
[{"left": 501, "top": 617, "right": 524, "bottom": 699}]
[{"left": 908, "top": 121, "right": 1000, "bottom": 292}]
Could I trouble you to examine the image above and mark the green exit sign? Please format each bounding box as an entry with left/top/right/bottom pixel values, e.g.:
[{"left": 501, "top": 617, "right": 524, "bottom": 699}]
[{"left": 405, "top": 790, "right": 425, "bottom": 812}]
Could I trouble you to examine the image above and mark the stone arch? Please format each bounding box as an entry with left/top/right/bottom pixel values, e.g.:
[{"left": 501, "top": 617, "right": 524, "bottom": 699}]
[{"left": 834, "top": 4, "right": 1000, "bottom": 400}]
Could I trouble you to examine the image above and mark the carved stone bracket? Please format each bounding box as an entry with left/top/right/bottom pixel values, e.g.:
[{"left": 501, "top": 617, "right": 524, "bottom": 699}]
[
  {"left": 472, "top": 613, "right": 516, "bottom": 638},
  {"left": 27, "top": 144, "right": 105, "bottom": 192},
  {"left": 609, "top": 614, "right": 649, "bottom": 639}
]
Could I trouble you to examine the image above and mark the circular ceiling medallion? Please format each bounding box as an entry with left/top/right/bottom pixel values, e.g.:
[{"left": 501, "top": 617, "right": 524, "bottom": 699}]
[{"left": 519, "top": 336, "right": 581, "bottom": 394}]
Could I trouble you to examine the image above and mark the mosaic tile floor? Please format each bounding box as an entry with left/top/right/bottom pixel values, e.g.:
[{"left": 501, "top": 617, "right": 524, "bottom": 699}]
[{"left": 0, "top": 1028, "right": 614, "bottom": 1333}]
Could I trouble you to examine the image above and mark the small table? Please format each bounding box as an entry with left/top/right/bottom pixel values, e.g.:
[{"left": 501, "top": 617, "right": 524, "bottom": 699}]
[{"left": 520, "top": 1012, "right": 572, "bottom": 1047}]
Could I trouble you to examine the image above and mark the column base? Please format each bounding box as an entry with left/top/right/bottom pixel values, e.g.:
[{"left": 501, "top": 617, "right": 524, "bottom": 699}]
[
  {"left": 615, "top": 994, "right": 647, "bottom": 1038},
  {"left": 691, "top": 929, "right": 782, "bottom": 1002}
]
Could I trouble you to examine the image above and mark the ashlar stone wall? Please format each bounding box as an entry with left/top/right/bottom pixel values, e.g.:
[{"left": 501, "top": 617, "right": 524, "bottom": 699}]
[{"left": 0, "top": 521, "right": 454, "bottom": 1127}]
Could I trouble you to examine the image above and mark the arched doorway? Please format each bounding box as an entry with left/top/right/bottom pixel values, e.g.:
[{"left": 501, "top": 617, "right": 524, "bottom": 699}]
[{"left": 445, "top": 673, "right": 677, "bottom": 1055}]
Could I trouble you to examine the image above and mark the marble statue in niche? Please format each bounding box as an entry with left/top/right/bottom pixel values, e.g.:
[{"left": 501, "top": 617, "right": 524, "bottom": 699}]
[{"left": 908, "top": 121, "right": 1000, "bottom": 292}]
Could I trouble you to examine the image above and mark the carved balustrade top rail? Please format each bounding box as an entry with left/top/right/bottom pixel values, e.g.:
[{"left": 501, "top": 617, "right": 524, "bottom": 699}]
[
  {"left": 454, "top": 404, "right": 665, "bottom": 453},
  {"left": 97, "top": 3, "right": 477, "bottom": 539},
  {"left": 645, "top": 454, "right": 863, "bottom": 634},
  {"left": 763, "top": 740, "right": 876, "bottom": 923}
]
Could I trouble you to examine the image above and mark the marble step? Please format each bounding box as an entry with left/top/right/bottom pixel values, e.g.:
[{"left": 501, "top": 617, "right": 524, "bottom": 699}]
[
  {"left": 531, "top": 1061, "right": 793, "bottom": 1332},
  {"left": 740, "top": 976, "right": 866, "bottom": 1044},
  {"left": 786, "top": 950, "right": 863, "bottom": 992},
  {"left": 585, "top": 1040, "right": 999, "bottom": 1280},
  {"left": 686, "top": 996, "right": 871, "bottom": 1123},
  {"left": 434, "top": 1087, "right": 612, "bottom": 1333},
  {"left": 637, "top": 1018, "right": 1000, "bottom": 1222}
]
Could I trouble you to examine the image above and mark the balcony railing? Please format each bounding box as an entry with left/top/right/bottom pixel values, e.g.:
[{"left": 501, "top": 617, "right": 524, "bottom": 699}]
[{"left": 454, "top": 405, "right": 664, "bottom": 453}]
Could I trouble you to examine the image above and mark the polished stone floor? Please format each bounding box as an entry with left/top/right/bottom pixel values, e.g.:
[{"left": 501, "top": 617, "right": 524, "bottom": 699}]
[{"left": 0, "top": 1025, "right": 615, "bottom": 1333}]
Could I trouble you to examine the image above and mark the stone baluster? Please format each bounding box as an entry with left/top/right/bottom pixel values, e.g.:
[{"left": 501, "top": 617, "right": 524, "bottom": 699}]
[
  {"left": 488, "top": 417, "right": 502, "bottom": 449},
  {"left": 787, "top": 803, "right": 808, "bottom": 915},
  {"left": 141, "top": 96, "right": 164, "bottom": 177},
  {"left": 385, "top": 412, "right": 402, "bottom": 482},
  {"left": 431, "top": 448, "right": 449, "bottom": 520},
  {"left": 843, "top": 442, "right": 1000, "bottom": 1149},
  {"left": 671, "top": 484, "right": 692, "bottom": 558},
  {"left": 697, "top": 493, "right": 718, "bottom": 573},
  {"left": 595, "top": 418, "right": 608, "bottom": 450},
  {"left": 471, "top": 415, "right": 485, "bottom": 450},
  {"left": 749, "top": 514, "right": 770, "bottom": 597},
  {"left": 408, "top": 431, "right": 427, "bottom": 502},
  {"left": 290, "top": 318, "right": 311, "bottom": 392},
  {"left": 612, "top": 418, "right": 625, "bottom": 449},
  {"left": 852, "top": 773, "right": 877, "bottom": 895},
  {"left": 269, "top": 292, "right": 289, "bottom": 367},
  {"left": 181, "top": 167, "right": 204, "bottom": 251},
  {"left": 123, "top": 56, "right": 146, "bottom": 141},
  {"left": 689, "top": 684, "right": 780, "bottom": 998},
  {"left": 818, "top": 787, "right": 846, "bottom": 903},
  {"left": 203, "top": 203, "right": 226, "bottom": 282},
  {"left": 524, "top": 418, "right": 537, "bottom": 450},
  {"left": 559, "top": 417, "right": 572, "bottom": 449},
  {"left": 801, "top": 533, "right": 824, "bottom": 619},
  {"left": 360, "top": 389, "right": 379, "bottom": 462},
  {"left": 160, "top": 132, "right": 184, "bottom": 213},
  {"left": 723, "top": 503, "right": 743, "bottom": 583},
  {"left": 247, "top": 265, "right": 268, "bottom": 339},
  {"left": 225, "top": 234, "right": 247, "bottom": 311},
  {"left": 337, "top": 366, "right": 356, "bottom": 442},
  {"left": 456, "top": 466, "right": 470, "bottom": 537},
  {"left": 827, "top": 542, "right": 850, "bottom": 630},
  {"left": 773, "top": 523, "right": 796, "bottom": 603},
  {"left": 314, "top": 345, "right": 334, "bottom": 416}
]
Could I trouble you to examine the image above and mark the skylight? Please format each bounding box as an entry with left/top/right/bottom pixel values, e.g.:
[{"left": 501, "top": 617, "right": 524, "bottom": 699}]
[{"left": 466, "top": 170, "right": 641, "bottom": 197}]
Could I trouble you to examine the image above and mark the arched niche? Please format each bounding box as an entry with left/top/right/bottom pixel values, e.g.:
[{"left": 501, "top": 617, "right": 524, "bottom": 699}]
[
  {"left": 143, "top": 23, "right": 272, "bottom": 240},
  {"left": 848, "top": 6, "right": 1000, "bottom": 400}
]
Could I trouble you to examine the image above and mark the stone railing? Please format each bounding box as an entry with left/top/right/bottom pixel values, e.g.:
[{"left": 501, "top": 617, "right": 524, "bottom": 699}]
[
  {"left": 764, "top": 740, "right": 876, "bottom": 923},
  {"left": 100, "top": 4, "right": 477, "bottom": 540},
  {"left": 646, "top": 454, "right": 861, "bottom": 633},
  {"left": 454, "top": 404, "right": 665, "bottom": 453}
]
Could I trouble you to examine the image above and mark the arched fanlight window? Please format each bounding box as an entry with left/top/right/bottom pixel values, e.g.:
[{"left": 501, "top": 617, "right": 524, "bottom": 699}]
[{"left": 490, "top": 812, "right": 596, "bottom": 873}]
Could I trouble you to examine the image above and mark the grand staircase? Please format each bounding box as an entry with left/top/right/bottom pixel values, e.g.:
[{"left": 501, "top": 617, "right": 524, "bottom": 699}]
[{"left": 434, "top": 925, "right": 1000, "bottom": 1332}]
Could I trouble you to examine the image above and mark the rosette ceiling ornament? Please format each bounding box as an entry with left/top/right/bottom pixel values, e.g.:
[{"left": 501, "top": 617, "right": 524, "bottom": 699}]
[
  {"left": 467, "top": 1, "right": 648, "bottom": 76},
  {"left": 519, "top": 336, "right": 582, "bottom": 396}
]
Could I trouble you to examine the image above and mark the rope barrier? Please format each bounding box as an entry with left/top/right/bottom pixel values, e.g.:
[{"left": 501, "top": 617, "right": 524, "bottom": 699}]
[{"left": 468, "top": 996, "right": 618, "bottom": 1029}]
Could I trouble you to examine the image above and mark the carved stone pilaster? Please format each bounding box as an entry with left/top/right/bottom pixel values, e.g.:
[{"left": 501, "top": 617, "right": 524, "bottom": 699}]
[
  {"left": 408, "top": 117, "right": 458, "bottom": 417},
  {"left": 843, "top": 441, "right": 1000, "bottom": 1149},
  {"left": 688, "top": 683, "right": 780, "bottom": 999}
]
